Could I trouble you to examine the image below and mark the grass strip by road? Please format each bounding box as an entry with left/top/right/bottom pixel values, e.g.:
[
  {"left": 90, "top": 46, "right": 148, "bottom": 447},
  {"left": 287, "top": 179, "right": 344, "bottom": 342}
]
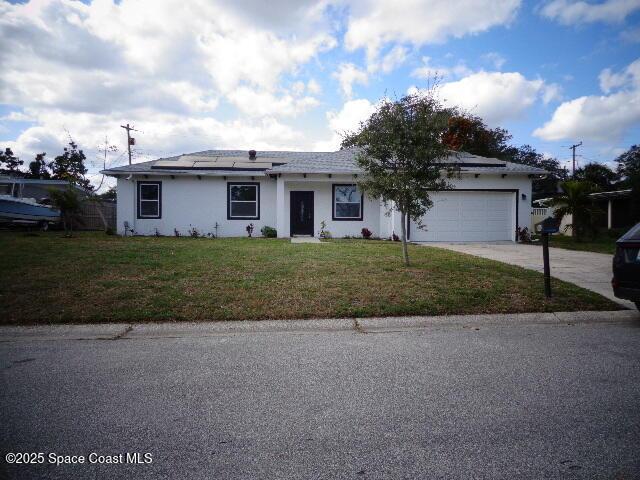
[{"left": 547, "top": 233, "right": 617, "bottom": 255}]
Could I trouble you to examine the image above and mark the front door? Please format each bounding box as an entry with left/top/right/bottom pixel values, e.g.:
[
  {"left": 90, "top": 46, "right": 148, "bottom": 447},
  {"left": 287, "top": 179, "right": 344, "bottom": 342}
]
[{"left": 290, "top": 191, "right": 314, "bottom": 236}]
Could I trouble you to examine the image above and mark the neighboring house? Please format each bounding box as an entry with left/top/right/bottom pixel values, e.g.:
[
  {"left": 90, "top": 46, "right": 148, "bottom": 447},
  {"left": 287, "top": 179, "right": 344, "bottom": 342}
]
[
  {"left": 0, "top": 176, "right": 84, "bottom": 201},
  {"left": 590, "top": 189, "right": 634, "bottom": 230},
  {"left": 533, "top": 189, "right": 635, "bottom": 236},
  {"left": 101, "top": 149, "right": 545, "bottom": 242}
]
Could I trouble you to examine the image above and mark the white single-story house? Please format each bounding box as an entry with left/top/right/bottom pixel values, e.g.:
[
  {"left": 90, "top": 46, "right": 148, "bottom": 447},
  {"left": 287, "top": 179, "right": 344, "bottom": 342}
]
[{"left": 101, "top": 149, "right": 546, "bottom": 242}]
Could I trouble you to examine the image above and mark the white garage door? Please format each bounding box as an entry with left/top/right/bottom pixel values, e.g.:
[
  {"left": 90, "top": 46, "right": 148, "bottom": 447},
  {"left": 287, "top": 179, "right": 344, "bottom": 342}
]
[{"left": 410, "top": 191, "right": 515, "bottom": 242}]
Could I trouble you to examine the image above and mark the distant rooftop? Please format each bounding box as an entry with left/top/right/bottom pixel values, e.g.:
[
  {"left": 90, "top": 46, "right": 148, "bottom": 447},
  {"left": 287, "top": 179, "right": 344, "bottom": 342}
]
[{"left": 0, "top": 175, "right": 70, "bottom": 185}]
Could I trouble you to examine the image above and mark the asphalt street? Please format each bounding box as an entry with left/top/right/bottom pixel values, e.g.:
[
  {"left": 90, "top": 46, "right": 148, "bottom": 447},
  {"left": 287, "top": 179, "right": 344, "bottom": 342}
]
[{"left": 2, "top": 318, "right": 640, "bottom": 479}]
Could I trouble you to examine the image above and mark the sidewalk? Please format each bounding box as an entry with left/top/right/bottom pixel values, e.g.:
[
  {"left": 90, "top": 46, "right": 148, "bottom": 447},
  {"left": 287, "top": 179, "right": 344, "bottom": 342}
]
[{"left": 1, "top": 310, "right": 637, "bottom": 341}]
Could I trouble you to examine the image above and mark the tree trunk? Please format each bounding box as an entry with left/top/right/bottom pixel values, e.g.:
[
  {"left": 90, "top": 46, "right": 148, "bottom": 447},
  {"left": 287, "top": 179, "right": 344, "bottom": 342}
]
[
  {"left": 400, "top": 210, "right": 410, "bottom": 266},
  {"left": 571, "top": 212, "right": 579, "bottom": 240}
]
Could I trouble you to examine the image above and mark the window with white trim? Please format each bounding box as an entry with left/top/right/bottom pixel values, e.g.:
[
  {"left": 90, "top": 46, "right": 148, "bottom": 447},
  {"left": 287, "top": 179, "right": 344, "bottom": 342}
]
[
  {"left": 137, "top": 181, "right": 161, "bottom": 219},
  {"left": 227, "top": 182, "right": 260, "bottom": 219},
  {"left": 333, "top": 184, "right": 363, "bottom": 220}
]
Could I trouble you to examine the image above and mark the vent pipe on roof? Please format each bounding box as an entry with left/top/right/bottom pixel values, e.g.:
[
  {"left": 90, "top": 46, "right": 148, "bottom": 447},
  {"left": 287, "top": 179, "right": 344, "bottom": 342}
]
[{"left": 248, "top": 149, "right": 257, "bottom": 161}]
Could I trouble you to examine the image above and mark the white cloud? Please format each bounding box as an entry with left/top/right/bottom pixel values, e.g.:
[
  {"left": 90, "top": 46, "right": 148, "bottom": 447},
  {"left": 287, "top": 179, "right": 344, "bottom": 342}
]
[
  {"left": 315, "top": 99, "right": 377, "bottom": 150},
  {"left": 227, "top": 87, "right": 319, "bottom": 117},
  {"left": 534, "top": 58, "right": 640, "bottom": 142},
  {"left": 6, "top": 111, "right": 310, "bottom": 170},
  {"left": 411, "top": 56, "right": 472, "bottom": 80},
  {"left": 332, "top": 63, "right": 369, "bottom": 97},
  {"left": 327, "top": 99, "right": 377, "bottom": 133},
  {"left": 292, "top": 81, "right": 306, "bottom": 96},
  {"left": 0, "top": 0, "right": 339, "bottom": 182},
  {"left": 307, "top": 79, "right": 322, "bottom": 95},
  {"left": 424, "top": 71, "right": 556, "bottom": 124},
  {"left": 598, "top": 59, "right": 640, "bottom": 93},
  {"left": 369, "top": 45, "right": 409, "bottom": 73},
  {"left": 542, "top": 83, "right": 563, "bottom": 103},
  {"left": 539, "top": 0, "right": 640, "bottom": 24},
  {"left": 533, "top": 91, "right": 640, "bottom": 141},
  {"left": 0, "top": 111, "right": 36, "bottom": 122},
  {"left": 481, "top": 52, "right": 506, "bottom": 69},
  {"left": 344, "top": 0, "right": 520, "bottom": 59}
]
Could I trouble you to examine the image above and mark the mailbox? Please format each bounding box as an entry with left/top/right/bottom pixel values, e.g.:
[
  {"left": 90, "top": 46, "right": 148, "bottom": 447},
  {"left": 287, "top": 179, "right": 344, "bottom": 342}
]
[
  {"left": 535, "top": 216, "right": 561, "bottom": 235},
  {"left": 535, "top": 216, "right": 560, "bottom": 298}
]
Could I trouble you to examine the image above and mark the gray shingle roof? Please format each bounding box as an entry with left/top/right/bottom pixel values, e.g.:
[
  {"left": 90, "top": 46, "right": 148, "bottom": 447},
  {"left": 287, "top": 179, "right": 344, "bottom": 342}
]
[
  {"left": 102, "top": 148, "right": 547, "bottom": 176},
  {"left": 268, "top": 149, "right": 548, "bottom": 175},
  {"left": 267, "top": 149, "right": 363, "bottom": 174}
]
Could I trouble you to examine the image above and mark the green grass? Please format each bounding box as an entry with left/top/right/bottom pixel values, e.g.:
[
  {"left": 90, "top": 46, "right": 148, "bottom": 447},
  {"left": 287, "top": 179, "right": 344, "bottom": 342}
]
[
  {"left": 0, "top": 232, "right": 621, "bottom": 324},
  {"left": 547, "top": 233, "right": 618, "bottom": 255}
]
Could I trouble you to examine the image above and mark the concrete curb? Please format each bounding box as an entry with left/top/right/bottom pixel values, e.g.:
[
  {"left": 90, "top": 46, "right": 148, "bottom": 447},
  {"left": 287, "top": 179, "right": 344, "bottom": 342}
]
[
  {"left": 358, "top": 310, "right": 638, "bottom": 331},
  {"left": 0, "top": 310, "right": 637, "bottom": 341},
  {"left": 0, "top": 324, "right": 130, "bottom": 342}
]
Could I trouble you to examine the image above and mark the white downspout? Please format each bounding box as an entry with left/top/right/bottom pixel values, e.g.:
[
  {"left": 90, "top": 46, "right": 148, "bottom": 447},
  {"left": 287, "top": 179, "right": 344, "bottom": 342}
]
[
  {"left": 126, "top": 174, "right": 135, "bottom": 234},
  {"left": 276, "top": 176, "right": 286, "bottom": 238}
]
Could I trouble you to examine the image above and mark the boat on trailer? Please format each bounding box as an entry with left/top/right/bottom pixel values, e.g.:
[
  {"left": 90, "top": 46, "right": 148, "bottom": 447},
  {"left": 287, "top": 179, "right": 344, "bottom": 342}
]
[{"left": 0, "top": 178, "right": 62, "bottom": 229}]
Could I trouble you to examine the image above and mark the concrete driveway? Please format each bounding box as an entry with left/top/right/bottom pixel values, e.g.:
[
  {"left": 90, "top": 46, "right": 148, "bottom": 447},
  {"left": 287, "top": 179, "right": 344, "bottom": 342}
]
[{"left": 424, "top": 242, "right": 635, "bottom": 309}]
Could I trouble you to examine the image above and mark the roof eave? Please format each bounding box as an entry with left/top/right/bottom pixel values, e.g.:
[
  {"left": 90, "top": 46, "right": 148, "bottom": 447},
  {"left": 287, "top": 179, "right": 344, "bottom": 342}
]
[
  {"left": 101, "top": 169, "right": 270, "bottom": 177},
  {"left": 460, "top": 168, "right": 547, "bottom": 175}
]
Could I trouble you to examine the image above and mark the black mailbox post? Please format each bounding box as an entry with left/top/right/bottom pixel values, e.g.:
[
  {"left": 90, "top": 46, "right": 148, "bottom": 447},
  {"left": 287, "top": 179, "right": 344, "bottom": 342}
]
[{"left": 535, "top": 217, "right": 561, "bottom": 298}]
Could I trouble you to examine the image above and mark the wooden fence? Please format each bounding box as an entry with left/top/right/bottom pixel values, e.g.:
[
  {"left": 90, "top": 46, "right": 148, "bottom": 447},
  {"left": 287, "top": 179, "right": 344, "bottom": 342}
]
[{"left": 77, "top": 200, "right": 116, "bottom": 231}]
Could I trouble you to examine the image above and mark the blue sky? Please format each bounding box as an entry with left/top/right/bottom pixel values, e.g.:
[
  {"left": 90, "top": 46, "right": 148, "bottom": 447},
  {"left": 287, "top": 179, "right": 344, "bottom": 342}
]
[{"left": 1, "top": 0, "right": 639, "bottom": 190}]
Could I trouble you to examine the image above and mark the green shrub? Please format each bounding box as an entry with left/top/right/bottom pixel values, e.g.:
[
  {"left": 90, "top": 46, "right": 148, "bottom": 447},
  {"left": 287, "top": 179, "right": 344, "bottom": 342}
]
[
  {"left": 261, "top": 226, "right": 277, "bottom": 238},
  {"left": 319, "top": 220, "right": 331, "bottom": 239}
]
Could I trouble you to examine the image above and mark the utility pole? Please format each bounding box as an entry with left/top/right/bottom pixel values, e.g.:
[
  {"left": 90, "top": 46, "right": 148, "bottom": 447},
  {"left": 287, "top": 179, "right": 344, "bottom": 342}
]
[
  {"left": 120, "top": 123, "right": 138, "bottom": 165},
  {"left": 569, "top": 141, "right": 582, "bottom": 176}
]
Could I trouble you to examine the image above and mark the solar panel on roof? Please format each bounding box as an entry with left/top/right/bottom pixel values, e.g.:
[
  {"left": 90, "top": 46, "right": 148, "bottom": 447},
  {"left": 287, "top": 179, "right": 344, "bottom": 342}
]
[
  {"left": 193, "top": 160, "right": 235, "bottom": 168},
  {"left": 153, "top": 159, "right": 195, "bottom": 168},
  {"left": 183, "top": 155, "right": 219, "bottom": 162},
  {"left": 232, "top": 162, "right": 272, "bottom": 169},
  {"left": 266, "top": 157, "right": 290, "bottom": 164}
]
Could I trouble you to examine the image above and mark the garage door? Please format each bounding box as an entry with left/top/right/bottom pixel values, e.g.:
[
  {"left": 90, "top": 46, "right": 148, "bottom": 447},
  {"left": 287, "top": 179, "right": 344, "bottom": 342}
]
[{"left": 409, "top": 191, "right": 515, "bottom": 242}]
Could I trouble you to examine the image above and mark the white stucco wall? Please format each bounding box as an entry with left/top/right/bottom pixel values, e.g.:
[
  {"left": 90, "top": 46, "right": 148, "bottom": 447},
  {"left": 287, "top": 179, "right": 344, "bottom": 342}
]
[
  {"left": 115, "top": 171, "right": 533, "bottom": 239},
  {"left": 116, "top": 175, "right": 277, "bottom": 237}
]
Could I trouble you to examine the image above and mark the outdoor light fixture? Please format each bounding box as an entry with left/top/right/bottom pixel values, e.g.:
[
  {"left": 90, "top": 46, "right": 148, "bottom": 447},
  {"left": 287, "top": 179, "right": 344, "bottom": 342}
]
[{"left": 522, "top": 193, "right": 527, "bottom": 200}]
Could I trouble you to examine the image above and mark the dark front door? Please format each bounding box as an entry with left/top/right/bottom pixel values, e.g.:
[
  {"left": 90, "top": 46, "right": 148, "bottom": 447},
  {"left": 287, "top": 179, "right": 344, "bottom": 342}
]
[{"left": 290, "top": 191, "right": 314, "bottom": 236}]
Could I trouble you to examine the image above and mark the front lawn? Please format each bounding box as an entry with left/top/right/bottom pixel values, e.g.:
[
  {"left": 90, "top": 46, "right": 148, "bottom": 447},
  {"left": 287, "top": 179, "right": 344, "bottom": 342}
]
[
  {"left": 547, "top": 233, "right": 618, "bottom": 255},
  {"left": 0, "top": 232, "right": 620, "bottom": 324}
]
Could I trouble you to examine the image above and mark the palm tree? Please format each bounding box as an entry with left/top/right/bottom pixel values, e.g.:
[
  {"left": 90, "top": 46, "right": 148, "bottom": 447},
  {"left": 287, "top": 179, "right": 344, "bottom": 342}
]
[{"left": 549, "top": 180, "right": 599, "bottom": 240}]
